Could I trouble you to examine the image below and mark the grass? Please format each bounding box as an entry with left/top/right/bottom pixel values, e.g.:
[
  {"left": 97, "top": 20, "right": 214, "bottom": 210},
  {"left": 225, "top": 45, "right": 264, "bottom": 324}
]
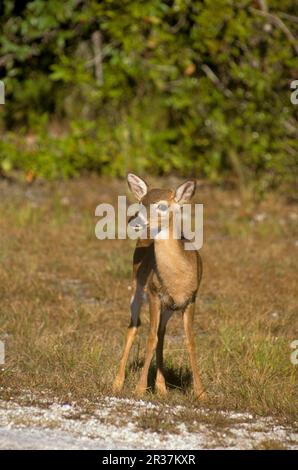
[
  {"left": 137, "top": 409, "right": 179, "bottom": 434},
  {"left": 136, "top": 403, "right": 238, "bottom": 435},
  {"left": 254, "top": 439, "right": 289, "bottom": 450},
  {"left": 0, "top": 175, "right": 297, "bottom": 427}
]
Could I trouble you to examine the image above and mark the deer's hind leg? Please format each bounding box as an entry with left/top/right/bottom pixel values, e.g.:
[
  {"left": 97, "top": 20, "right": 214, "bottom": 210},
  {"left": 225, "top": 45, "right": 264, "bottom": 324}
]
[{"left": 183, "top": 302, "right": 206, "bottom": 400}]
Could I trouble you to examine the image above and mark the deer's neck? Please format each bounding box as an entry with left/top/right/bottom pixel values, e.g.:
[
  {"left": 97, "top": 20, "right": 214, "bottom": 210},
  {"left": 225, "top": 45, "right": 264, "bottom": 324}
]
[
  {"left": 153, "top": 228, "right": 197, "bottom": 303},
  {"left": 154, "top": 234, "right": 185, "bottom": 276}
]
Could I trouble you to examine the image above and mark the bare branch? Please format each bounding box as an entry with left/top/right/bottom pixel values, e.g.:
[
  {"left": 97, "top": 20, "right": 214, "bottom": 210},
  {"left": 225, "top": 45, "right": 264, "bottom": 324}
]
[
  {"left": 256, "top": 0, "right": 268, "bottom": 13},
  {"left": 278, "top": 12, "right": 298, "bottom": 24},
  {"left": 201, "top": 64, "right": 233, "bottom": 98},
  {"left": 252, "top": 3, "right": 298, "bottom": 55},
  {"left": 91, "top": 31, "right": 103, "bottom": 86}
]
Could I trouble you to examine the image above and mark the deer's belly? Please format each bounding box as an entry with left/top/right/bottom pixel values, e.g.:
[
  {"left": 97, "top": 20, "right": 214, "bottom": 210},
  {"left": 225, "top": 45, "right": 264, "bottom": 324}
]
[
  {"left": 149, "top": 273, "right": 196, "bottom": 311},
  {"left": 158, "top": 288, "right": 195, "bottom": 311}
]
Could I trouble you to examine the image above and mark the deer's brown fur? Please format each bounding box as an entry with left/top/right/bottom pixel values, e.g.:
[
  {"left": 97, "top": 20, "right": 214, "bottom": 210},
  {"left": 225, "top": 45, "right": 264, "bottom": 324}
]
[{"left": 112, "top": 174, "right": 205, "bottom": 399}]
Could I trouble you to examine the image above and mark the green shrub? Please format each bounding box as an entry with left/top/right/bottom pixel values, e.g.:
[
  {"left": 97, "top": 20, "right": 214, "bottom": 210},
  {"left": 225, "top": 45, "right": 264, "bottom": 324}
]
[{"left": 0, "top": 0, "right": 297, "bottom": 184}]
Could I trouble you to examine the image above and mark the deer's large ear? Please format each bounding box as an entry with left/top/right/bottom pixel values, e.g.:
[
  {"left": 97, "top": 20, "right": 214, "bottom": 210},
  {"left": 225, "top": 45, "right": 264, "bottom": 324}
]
[
  {"left": 174, "top": 179, "right": 196, "bottom": 204},
  {"left": 127, "top": 173, "right": 148, "bottom": 200}
]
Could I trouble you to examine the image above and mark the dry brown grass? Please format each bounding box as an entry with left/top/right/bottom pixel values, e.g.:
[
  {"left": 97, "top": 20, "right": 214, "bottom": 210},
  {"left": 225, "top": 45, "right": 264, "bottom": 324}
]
[
  {"left": 0, "top": 176, "right": 297, "bottom": 424},
  {"left": 254, "top": 439, "right": 289, "bottom": 450}
]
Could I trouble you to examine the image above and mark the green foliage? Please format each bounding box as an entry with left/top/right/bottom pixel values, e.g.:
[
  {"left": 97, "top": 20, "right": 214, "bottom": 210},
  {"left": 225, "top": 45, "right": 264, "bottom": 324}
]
[{"left": 0, "top": 0, "right": 297, "bottom": 184}]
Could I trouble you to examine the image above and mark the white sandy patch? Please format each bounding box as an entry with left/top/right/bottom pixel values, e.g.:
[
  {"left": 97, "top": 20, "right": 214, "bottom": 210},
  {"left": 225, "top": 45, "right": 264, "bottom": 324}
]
[{"left": 0, "top": 395, "right": 296, "bottom": 450}]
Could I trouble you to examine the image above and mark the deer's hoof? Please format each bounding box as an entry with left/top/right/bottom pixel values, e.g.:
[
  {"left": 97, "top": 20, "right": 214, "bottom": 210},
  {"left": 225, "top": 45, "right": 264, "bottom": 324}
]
[
  {"left": 135, "top": 384, "right": 147, "bottom": 397},
  {"left": 112, "top": 377, "right": 124, "bottom": 394},
  {"left": 194, "top": 389, "right": 207, "bottom": 401},
  {"left": 156, "top": 382, "right": 167, "bottom": 396}
]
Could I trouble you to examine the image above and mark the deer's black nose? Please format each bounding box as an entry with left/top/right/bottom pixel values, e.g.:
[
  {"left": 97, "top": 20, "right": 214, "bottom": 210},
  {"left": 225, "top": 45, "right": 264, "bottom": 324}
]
[{"left": 128, "top": 214, "right": 147, "bottom": 230}]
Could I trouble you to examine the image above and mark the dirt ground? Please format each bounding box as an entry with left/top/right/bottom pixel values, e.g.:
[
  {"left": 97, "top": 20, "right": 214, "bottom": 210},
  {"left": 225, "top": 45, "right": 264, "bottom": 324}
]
[{"left": 0, "top": 175, "right": 297, "bottom": 448}]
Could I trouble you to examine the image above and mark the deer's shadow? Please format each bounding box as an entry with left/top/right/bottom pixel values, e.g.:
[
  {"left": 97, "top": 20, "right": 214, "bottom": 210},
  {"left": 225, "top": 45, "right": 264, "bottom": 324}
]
[{"left": 128, "top": 359, "right": 192, "bottom": 394}]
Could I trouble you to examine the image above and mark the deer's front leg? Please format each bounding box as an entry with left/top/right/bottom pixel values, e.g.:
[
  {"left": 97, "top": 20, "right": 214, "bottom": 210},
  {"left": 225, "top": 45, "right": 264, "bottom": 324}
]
[
  {"left": 155, "top": 321, "right": 167, "bottom": 395},
  {"left": 112, "top": 281, "right": 143, "bottom": 393},
  {"left": 135, "top": 289, "right": 160, "bottom": 396},
  {"left": 155, "top": 309, "right": 173, "bottom": 395},
  {"left": 183, "top": 302, "right": 206, "bottom": 400}
]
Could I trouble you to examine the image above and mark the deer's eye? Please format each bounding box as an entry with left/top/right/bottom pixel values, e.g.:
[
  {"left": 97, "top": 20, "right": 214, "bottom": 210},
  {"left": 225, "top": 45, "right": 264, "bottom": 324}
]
[{"left": 157, "top": 203, "right": 168, "bottom": 212}]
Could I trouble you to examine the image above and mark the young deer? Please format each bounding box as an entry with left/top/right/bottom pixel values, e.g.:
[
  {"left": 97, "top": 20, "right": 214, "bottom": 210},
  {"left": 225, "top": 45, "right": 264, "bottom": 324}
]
[{"left": 112, "top": 174, "right": 206, "bottom": 399}]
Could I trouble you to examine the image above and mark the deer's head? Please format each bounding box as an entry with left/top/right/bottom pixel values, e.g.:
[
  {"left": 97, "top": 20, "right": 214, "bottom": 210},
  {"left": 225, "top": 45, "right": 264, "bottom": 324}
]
[{"left": 127, "top": 173, "right": 196, "bottom": 238}]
